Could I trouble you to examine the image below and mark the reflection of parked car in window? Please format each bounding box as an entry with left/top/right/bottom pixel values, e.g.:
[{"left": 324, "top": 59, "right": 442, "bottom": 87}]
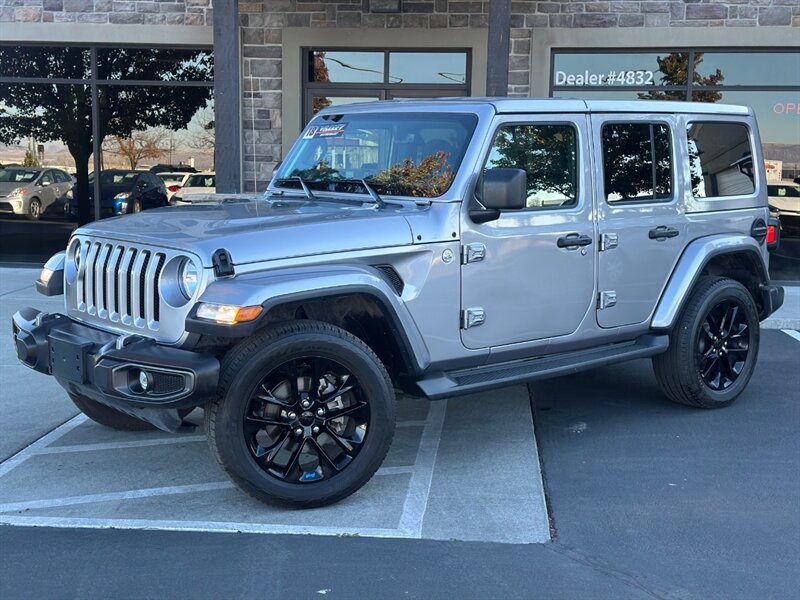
[
  {"left": 768, "top": 183, "right": 800, "bottom": 237},
  {"left": 0, "top": 167, "right": 73, "bottom": 220},
  {"left": 171, "top": 172, "right": 216, "bottom": 204},
  {"left": 65, "top": 170, "right": 169, "bottom": 219},
  {"left": 158, "top": 172, "right": 191, "bottom": 201},
  {"left": 149, "top": 164, "right": 197, "bottom": 176}
]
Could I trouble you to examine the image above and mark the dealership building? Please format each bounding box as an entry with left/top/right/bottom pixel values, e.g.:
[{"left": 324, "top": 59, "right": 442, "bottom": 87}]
[{"left": 1, "top": 0, "right": 798, "bottom": 200}]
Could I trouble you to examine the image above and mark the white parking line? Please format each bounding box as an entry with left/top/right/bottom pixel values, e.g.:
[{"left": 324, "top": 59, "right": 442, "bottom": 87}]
[
  {"left": 0, "top": 482, "right": 235, "bottom": 513},
  {"left": 35, "top": 436, "right": 207, "bottom": 455},
  {"left": 0, "top": 401, "right": 444, "bottom": 539},
  {"left": 0, "top": 414, "right": 87, "bottom": 478},
  {"left": 0, "top": 515, "right": 414, "bottom": 538},
  {"left": 397, "top": 399, "right": 447, "bottom": 537},
  {"left": 782, "top": 329, "right": 800, "bottom": 342}
]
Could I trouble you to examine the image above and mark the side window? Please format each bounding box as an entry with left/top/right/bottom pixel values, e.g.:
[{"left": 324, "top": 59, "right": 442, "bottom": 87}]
[
  {"left": 687, "top": 122, "right": 755, "bottom": 198},
  {"left": 602, "top": 122, "right": 672, "bottom": 203},
  {"left": 40, "top": 171, "right": 54, "bottom": 185},
  {"left": 56, "top": 171, "right": 71, "bottom": 183},
  {"left": 484, "top": 123, "right": 578, "bottom": 209}
]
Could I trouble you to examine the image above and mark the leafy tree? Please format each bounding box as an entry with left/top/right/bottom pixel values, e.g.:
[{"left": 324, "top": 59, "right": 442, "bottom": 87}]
[
  {"left": 638, "top": 52, "right": 723, "bottom": 103},
  {"left": 22, "top": 149, "right": 39, "bottom": 167},
  {"left": 486, "top": 125, "right": 577, "bottom": 203},
  {"left": 369, "top": 151, "right": 455, "bottom": 197},
  {"left": 311, "top": 52, "right": 333, "bottom": 117},
  {"left": 602, "top": 123, "right": 672, "bottom": 201},
  {"left": 0, "top": 47, "right": 213, "bottom": 223}
]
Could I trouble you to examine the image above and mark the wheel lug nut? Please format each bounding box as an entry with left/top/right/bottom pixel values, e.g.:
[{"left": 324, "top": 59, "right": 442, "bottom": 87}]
[
  {"left": 301, "top": 400, "right": 311, "bottom": 409},
  {"left": 316, "top": 408, "right": 325, "bottom": 417},
  {"left": 294, "top": 427, "right": 303, "bottom": 437},
  {"left": 312, "top": 426, "right": 320, "bottom": 435},
  {"left": 287, "top": 412, "right": 296, "bottom": 420}
]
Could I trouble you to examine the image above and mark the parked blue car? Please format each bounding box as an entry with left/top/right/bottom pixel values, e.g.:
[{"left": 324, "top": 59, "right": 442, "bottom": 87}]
[{"left": 66, "top": 169, "right": 168, "bottom": 219}]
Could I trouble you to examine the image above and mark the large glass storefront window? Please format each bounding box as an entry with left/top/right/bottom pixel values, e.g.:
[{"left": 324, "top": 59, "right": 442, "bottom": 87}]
[
  {"left": 303, "top": 49, "right": 470, "bottom": 123},
  {"left": 0, "top": 45, "right": 213, "bottom": 264},
  {"left": 552, "top": 48, "right": 800, "bottom": 280}
]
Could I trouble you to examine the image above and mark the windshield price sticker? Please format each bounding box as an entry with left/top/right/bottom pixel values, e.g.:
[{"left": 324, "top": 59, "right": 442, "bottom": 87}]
[
  {"left": 554, "top": 70, "right": 655, "bottom": 86},
  {"left": 303, "top": 123, "right": 348, "bottom": 139}
]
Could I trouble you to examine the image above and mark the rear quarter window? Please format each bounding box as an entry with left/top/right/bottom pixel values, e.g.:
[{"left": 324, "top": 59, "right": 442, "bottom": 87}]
[{"left": 687, "top": 122, "right": 755, "bottom": 198}]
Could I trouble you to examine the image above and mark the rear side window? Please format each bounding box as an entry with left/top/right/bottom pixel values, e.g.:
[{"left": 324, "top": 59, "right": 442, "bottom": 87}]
[
  {"left": 687, "top": 122, "right": 755, "bottom": 198},
  {"left": 602, "top": 122, "right": 672, "bottom": 203},
  {"left": 484, "top": 123, "right": 578, "bottom": 209}
]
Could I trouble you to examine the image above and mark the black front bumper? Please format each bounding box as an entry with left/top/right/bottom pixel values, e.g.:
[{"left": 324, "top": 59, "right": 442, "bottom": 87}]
[{"left": 12, "top": 308, "right": 219, "bottom": 431}]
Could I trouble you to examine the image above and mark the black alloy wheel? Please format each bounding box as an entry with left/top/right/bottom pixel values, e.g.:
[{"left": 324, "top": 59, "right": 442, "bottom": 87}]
[
  {"left": 653, "top": 276, "right": 760, "bottom": 408},
  {"left": 696, "top": 299, "right": 751, "bottom": 391},
  {"left": 206, "top": 320, "right": 395, "bottom": 508},
  {"left": 244, "top": 356, "right": 370, "bottom": 484}
]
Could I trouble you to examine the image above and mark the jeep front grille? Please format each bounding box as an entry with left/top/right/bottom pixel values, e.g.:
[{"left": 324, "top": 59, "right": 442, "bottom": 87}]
[
  {"left": 76, "top": 241, "right": 164, "bottom": 329},
  {"left": 67, "top": 235, "right": 206, "bottom": 344}
]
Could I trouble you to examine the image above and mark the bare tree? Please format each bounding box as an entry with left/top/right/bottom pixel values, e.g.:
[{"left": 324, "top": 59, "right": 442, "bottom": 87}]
[
  {"left": 104, "top": 129, "right": 168, "bottom": 169},
  {"left": 187, "top": 107, "right": 215, "bottom": 152}
]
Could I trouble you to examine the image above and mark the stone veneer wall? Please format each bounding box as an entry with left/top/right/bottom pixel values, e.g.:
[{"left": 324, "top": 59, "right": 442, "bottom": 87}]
[
  {"left": 0, "top": 0, "right": 212, "bottom": 25},
  {"left": 2, "top": 0, "right": 796, "bottom": 189}
]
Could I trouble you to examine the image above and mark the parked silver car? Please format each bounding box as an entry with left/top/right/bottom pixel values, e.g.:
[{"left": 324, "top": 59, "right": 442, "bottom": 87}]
[
  {"left": 768, "top": 182, "right": 800, "bottom": 237},
  {"left": 13, "top": 99, "right": 784, "bottom": 509},
  {"left": 0, "top": 167, "right": 73, "bottom": 220}
]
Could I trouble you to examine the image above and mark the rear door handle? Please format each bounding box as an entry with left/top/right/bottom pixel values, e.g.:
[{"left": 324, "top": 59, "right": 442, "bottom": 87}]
[
  {"left": 557, "top": 233, "right": 593, "bottom": 249},
  {"left": 648, "top": 226, "right": 680, "bottom": 240}
]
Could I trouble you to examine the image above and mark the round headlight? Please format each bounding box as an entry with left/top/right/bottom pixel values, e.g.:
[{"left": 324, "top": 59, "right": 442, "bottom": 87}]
[{"left": 179, "top": 259, "right": 199, "bottom": 299}]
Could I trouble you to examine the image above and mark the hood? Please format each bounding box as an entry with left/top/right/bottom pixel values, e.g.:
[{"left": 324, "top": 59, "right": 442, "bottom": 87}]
[
  {"left": 75, "top": 196, "right": 417, "bottom": 267},
  {"left": 0, "top": 181, "right": 29, "bottom": 196},
  {"left": 69, "top": 184, "right": 130, "bottom": 207}
]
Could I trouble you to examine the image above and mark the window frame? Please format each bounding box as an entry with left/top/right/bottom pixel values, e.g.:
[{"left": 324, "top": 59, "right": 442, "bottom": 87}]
[
  {"left": 600, "top": 120, "right": 676, "bottom": 206},
  {"left": 685, "top": 119, "right": 758, "bottom": 201},
  {"left": 479, "top": 119, "right": 583, "bottom": 213},
  {"left": 302, "top": 47, "right": 471, "bottom": 123}
]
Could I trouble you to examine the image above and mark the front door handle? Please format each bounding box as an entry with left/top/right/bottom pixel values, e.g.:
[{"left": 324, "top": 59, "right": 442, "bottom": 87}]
[
  {"left": 557, "top": 233, "right": 593, "bottom": 249},
  {"left": 649, "top": 226, "right": 680, "bottom": 240}
]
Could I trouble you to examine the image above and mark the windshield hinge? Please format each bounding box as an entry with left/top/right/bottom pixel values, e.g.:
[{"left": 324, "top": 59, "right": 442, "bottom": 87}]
[{"left": 212, "top": 248, "right": 235, "bottom": 278}]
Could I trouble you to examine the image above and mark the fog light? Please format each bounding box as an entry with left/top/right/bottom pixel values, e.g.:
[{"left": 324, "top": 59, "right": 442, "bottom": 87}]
[
  {"left": 196, "top": 303, "right": 263, "bottom": 324},
  {"left": 137, "top": 369, "right": 152, "bottom": 392},
  {"left": 39, "top": 267, "right": 54, "bottom": 284}
]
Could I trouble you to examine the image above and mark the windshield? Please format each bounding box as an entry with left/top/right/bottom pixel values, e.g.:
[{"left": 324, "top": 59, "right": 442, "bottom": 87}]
[
  {"left": 0, "top": 168, "right": 39, "bottom": 183},
  {"left": 92, "top": 171, "right": 139, "bottom": 185},
  {"left": 159, "top": 174, "right": 186, "bottom": 184},
  {"left": 184, "top": 174, "right": 215, "bottom": 187},
  {"left": 274, "top": 112, "right": 478, "bottom": 198},
  {"left": 768, "top": 185, "right": 800, "bottom": 198}
]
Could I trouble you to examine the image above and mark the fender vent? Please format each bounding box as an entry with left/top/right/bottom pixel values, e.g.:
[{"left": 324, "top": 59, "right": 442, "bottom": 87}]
[{"left": 373, "top": 265, "right": 404, "bottom": 295}]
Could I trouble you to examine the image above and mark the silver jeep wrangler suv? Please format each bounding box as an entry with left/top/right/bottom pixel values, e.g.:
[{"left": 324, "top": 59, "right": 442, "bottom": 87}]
[{"left": 13, "top": 99, "right": 784, "bottom": 508}]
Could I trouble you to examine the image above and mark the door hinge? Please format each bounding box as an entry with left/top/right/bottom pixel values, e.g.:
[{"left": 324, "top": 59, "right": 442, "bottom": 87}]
[
  {"left": 461, "top": 243, "right": 486, "bottom": 265},
  {"left": 461, "top": 307, "right": 486, "bottom": 329},
  {"left": 600, "top": 233, "right": 618, "bottom": 252},
  {"left": 598, "top": 291, "right": 617, "bottom": 310}
]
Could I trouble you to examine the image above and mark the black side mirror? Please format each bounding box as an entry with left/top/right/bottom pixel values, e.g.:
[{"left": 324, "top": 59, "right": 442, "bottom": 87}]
[{"left": 470, "top": 168, "right": 527, "bottom": 224}]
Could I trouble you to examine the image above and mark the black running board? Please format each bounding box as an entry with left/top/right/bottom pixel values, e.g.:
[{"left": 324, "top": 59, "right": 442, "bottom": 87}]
[{"left": 417, "top": 335, "right": 669, "bottom": 400}]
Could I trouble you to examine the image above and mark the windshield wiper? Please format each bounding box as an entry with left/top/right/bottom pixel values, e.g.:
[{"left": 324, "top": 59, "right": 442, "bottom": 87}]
[
  {"left": 265, "top": 177, "right": 318, "bottom": 201},
  {"left": 295, "top": 176, "right": 316, "bottom": 200},
  {"left": 360, "top": 179, "right": 386, "bottom": 209}
]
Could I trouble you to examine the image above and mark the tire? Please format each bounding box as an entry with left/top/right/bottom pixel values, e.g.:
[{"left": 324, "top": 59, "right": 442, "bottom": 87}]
[
  {"left": 26, "top": 198, "right": 42, "bottom": 221},
  {"left": 205, "top": 320, "right": 396, "bottom": 508},
  {"left": 653, "top": 277, "right": 760, "bottom": 409}
]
